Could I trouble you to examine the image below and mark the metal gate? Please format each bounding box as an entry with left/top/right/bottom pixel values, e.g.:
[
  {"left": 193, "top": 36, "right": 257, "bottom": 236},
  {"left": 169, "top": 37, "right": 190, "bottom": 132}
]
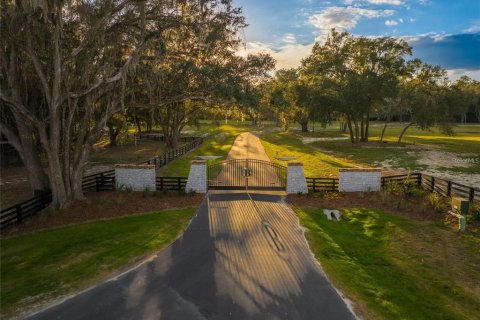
[{"left": 208, "top": 159, "right": 287, "bottom": 191}]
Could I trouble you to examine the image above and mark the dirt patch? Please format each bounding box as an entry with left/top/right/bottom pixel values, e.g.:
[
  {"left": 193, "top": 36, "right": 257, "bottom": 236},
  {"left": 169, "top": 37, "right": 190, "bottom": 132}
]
[
  {"left": 302, "top": 137, "right": 349, "bottom": 143},
  {"left": 3, "top": 191, "right": 203, "bottom": 237},
  {"left": 288, "top": 192, "right": 446, "bottom": 221}
]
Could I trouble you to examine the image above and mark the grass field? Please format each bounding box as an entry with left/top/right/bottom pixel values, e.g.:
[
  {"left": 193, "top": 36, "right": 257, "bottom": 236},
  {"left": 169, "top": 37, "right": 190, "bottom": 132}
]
[
  {"left": 260, "top": 131, "right": 356, "bottom": 177},
  {"left": 0, "top": 208, "right": 196, "bottom": 317},
  {"left": 257, "top": 122, "right": 476, "bottom": 178},
  {"left": 295, "top": 207, "right": 480, "bottom": 320},
  {"left": 300, "top": 123, "right": 480, "bottom": 174}
]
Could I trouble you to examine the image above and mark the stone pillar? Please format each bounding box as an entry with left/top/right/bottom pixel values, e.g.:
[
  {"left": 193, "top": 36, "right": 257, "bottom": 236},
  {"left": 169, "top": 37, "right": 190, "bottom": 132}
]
[
  {"left": 115, "top": 164, "right": 156, "bottom": 191},
  {"left": 185, "top": 160, "right": 207, "bottom": 193},
  {"left": 287, "top": 162, "right": 308, "bottom": 194},
  {"left": 339, "top": 168, "right": 382, "bottom": 192}
]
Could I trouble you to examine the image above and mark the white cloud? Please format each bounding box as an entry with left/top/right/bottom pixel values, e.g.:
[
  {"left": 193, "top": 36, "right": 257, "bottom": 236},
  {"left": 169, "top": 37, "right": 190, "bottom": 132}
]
[
  {"left": 398, "top": 18, "right": 404, "bottom": 23},
  {"left": 400, "top": 35, "right": 420, "bottom": 42},
  {"left": 464, "top": 25, "right": 480, "bottom": 33},
  {"left": 366, "top": 0, "right": 403, "bottom": 5},
  {"left": 447, "top": 69, "right": 480, "bottom": 81},
  {"left": 237, "top": 41, "right": 313, "bottom": 70},
  {"left": 385, "top": 19, "right": 398, "bottom": 26},
  {"left": 282, "top": 33, "right": 297, "bottom": 44},
  {"left": 308, "top": 6, "right": 395, "bottom": 40},
  {"left": 409, "top": 18, "right": 416, "bottom": 22}
]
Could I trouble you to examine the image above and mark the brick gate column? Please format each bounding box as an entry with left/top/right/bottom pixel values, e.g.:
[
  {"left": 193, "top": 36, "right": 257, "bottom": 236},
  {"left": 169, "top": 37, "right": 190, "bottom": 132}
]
[
  {"left": 287, "top": 162, "right": 308, "bottom": 194},
  {"left": 185, "top": 160, "right": 207, "bottom": 193}
]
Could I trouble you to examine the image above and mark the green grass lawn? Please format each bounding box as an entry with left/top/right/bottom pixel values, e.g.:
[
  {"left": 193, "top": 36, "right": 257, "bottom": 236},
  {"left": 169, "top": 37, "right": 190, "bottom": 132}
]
[
  {"left": 159, "top": 124, "right": 250, "bottom": 176},
  {"left": 0, "top": 208, "right": 196, "bottom": 317},
  {"left": 260, "top": 131, "right": 355, "bottom": 177},
  {"left": 296, "top": 207, "right": 480, "bottom": 319},
  {"left": 286, "top": 122, "right": 480, "bottom": 173}
]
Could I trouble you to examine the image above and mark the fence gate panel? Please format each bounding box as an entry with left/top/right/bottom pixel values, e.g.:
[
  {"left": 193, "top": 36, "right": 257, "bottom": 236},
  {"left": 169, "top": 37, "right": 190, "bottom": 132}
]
[{"left": 208, "top": 159, "right": 286, "bottom": 191}]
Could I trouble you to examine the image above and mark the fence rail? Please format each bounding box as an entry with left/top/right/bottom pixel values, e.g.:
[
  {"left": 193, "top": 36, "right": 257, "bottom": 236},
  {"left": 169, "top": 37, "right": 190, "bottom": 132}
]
[
  {"left": 306, "top": 177, "right": 338, "bottom": 192},
  {"left": 1, "top": 136, "right": 203, "bottom": 231},
  {"left": 139, "top": 137, "right": 203, "bottom": 168},
  {"left": 307, "top": 172, "right": 479, "bottom": 203},
  {"left": 156, "top": 177, "right": 188, "bottom": 190}
]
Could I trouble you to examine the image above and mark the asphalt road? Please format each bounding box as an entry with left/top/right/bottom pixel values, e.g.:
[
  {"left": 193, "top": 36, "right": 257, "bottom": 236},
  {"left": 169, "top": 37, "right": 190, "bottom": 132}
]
[{"left": 26, "top": 192, "right": 355, "bottom": 320}]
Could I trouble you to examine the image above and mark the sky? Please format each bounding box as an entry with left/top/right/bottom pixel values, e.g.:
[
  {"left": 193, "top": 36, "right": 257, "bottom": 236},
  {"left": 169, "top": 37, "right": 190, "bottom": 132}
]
[{"left": 234, "top": 0, "right": 480, "bottom": 80}]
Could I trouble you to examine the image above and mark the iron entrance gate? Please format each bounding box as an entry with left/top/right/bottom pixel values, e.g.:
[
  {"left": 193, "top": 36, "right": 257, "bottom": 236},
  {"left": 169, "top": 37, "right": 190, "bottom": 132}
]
[{"left": 208, "top": 159, "right": 287, "bottom": 191}]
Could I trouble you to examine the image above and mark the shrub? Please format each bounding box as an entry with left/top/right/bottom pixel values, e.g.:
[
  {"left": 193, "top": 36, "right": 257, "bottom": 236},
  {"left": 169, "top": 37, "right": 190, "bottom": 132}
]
[
  {"left": 403, "top": 174, "right": 419, "bottom": 198},
  {"left": 142, "top": 187, "right": 151, "bottom": 197},
  {"left": 386, "top": 180, "right": 401, "bottom": 194},
  {"left": 427, "top": 192, "right": 445, "bottom": 213},
  {"left": 469, "top": 204, "right": 480, "bottom": 222}
]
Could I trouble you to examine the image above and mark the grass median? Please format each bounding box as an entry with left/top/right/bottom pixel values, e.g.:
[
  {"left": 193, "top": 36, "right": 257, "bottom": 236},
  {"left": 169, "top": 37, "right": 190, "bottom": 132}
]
[
  {"left": 295, "top": 206, "right": 480, "bottom": 319},
  {"left": 0, "top": 208, "right": 196, "bottom": 318}
]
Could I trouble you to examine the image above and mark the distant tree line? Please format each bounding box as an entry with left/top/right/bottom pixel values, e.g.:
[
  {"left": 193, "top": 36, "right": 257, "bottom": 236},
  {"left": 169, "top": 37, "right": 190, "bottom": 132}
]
[{"left": 259, "top": 30, "right": 480, "bottom": 143}]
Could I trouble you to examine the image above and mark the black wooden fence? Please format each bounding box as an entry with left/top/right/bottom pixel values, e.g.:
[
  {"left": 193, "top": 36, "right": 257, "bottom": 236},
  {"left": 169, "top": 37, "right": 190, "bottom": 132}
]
[
  {"left": 306, "top": 172, "right": 479, "bottom": 203},
  {"left": 156, "top": 177, "right": 188, "bottom": 190},
  {"left": 0, "top": 137, "right": 203, "bottom": 231},
  {"left": 139, "top": 137, "right": 203, "bottom": 168},
  {"left": 306, "top": 177, "right": 338, "bottom": 192}
]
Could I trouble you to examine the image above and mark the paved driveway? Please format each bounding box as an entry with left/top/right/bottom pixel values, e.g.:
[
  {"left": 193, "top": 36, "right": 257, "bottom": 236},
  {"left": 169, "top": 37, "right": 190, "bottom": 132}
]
[{"left": 27, "top": 192, "right": 354, "bottom": 320}]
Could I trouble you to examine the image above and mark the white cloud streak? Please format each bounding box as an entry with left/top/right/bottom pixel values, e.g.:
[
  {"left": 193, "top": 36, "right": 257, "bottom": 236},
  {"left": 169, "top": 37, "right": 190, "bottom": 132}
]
[
  {"left": 237, "top": 41, "right": 313, "bottom": 70},
  {"left": 385, "top": 19, "right": 398, "bottom": 26},
  {"left": 366, "top": 0, "right": 403, "bottom": 5},
  {"left": 308, "top": 6, "right": 395, "bottom": 40},
  {"left": 447, "top": 69, "right": 480, "bottom": 81}
]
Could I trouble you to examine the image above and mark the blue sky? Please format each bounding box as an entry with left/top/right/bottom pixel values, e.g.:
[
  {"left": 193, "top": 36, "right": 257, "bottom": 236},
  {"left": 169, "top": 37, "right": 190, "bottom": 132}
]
[{"left": 235, "top": 0, "right": 480, "bottom": 80}]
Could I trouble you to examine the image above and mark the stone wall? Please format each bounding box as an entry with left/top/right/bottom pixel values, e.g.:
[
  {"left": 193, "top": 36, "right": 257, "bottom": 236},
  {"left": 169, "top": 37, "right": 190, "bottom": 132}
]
[
  {"left": 339, "top": 168, "right": 381, "bottom": 192},
  {"left": 287, "top": 163, "right": 308, "bottom": 194},
  {"left": 115, "top": 164, "right": 156, "bottom": 191},
  {"left": 185, "top": 160, "right": 207, "bottom": 193}
]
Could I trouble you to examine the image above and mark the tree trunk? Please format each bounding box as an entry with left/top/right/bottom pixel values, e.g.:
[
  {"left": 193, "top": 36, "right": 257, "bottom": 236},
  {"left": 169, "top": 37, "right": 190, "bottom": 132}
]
[
  {"left": 398, "top": 122, "right": 415, "bottom": 143},
  {"left": 346, "top": 115, "right": 354, "bottom": 143},
  {"left": 360, "top": 118, "right": 365, "bottom": 142},
  {"left": 364, "top": 114, "right": 370, "bottom": 142},
  {"left": 353, "top": 119, "right": 359, "bottom": 143},
  {"left": 380, "top": 116, "right": 390, "bottom": 142},
  {"left": 108, "top": 128, "right": 119, "bottom": 146},
  {"left": 299, "top": 119, "right": 308, "bottom": 132}
]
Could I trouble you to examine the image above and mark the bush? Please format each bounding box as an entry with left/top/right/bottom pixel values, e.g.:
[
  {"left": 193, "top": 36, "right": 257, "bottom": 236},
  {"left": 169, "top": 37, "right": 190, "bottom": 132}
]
[
  {"left": 385, "top": 180, "right": 401, "bottom": 194},
  {"left": 142, "top": 187, "right": 151, "bottom": 197},
  {"left": 469, "top": 204, "right": 480, "bottom": 222},
  {"left": 403, "top": 176, "right": 418, "bottom": 198},
  {"left": 427, "top": 192, "right": 445, "bottom": 213}
]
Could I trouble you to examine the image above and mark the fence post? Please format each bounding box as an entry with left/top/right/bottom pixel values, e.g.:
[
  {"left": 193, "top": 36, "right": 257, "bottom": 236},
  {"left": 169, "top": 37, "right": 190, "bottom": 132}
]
[
  {"left": 470, "top": 188, "right": 475, "bottom": 202},
  {"left": 16, "top": 205, "right": 23, "bottom": 224},
  {"left": 177, "top": 177, "right": 181, "bottom": 190},
  {"left": 430, "top": 176, "right": 435, "bottom": 192},
  {"left": 417, "top": 173, "right": 422, "bottom": 187},
  {"left": 312, "top": 179, "right": 316, "bottom": 192},
  {"left": 332, "top": 179, "right": 335, "bottom": 191},
  {"left": 447, "top": 181, "right": 452, "bottom": 196},
  {"left": 160, "top": 177, "right": 164, "bottom": 190}
]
